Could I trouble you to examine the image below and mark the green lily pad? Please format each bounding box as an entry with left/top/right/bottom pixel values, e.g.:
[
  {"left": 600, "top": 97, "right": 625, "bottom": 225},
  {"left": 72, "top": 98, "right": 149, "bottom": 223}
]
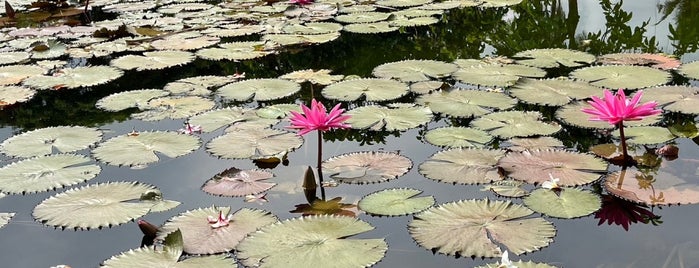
[
  {"left": 217, "top": 79, "right": 300, "bottom": 102},
  {"left": 132, "top": 96, "right": 215, "bottom": 121},
  {"left": 196, "top": 41, "right": 274, "bottom": 61},
  {"left": 604, "top": 167, "right": 699, "bottom": 205},
  {"left": 236, "top": 215, "right": 388, "bottom": 268},
  {"left": 481, "top": 180, "right": 528, "bottom": 198},
  {"left": 509, "top": 78, "right": 602, "bottom": 106},
  {"left": 279, "top": 69, "right": 344, "bottom": 85},
  {"left": 417, "top": 89, "right": 516, "bottom": 118},
  {"left": 23, "top": 65, "right": 123, "bottom": 89},
  {"left": 335, "top": 12, "right": 391, "bottom": 23},
  {"left": 678, "top": 60, "right": 699, "bottom": 80},
  {"left": 93, "top": 131, "right": 200, "bottom": 167},
  {"left": 569, "top": 65, "right": 671, "bottom": 89},
  {"left": 389, "top": 16, "right": 440, "bottom": 27},
  {"left": 503, "top": 137, "right": 565, "bottom": 152},
  {"left": 206, "top": 128, "right": 303, "bottom": 159},
  {"left": 322, "top": 151, "right": 412, "bottom": 184},
  {"left": 452, "top": 62, "right": 546, "bottom": 87},
  {"left": 0, "top": 154, "right": 100, "bottom": 194},
  {"left": 0, "top": 126, "right": 102, "bottom": 158},
  {"left": 188, "top": 107, "right": 275, "bottom": 133},
  {"left": 0, "top": 52, "right": 30, "bottom": 65},
  {"left": 409, "top": 81, "right": 444, "bottom": 94},
  {"left": 282, "top": 22, "right": 343, "bottom": 35},
  {"left": 0, "top": 85, "right": 36, "bottom": 107},
  {"left": 358, "top": 188, "right": 435, "bottom": 216},
  {"left": 346, "top": 104, "right": 432, "bottom": 131},
  {"left": 96, "top": 89, "right": 169, "bottom": 112},
  {"left": 523, "top": 188, "right": 601, "bottom": 219},
  {"left": 0, "top": 65, "right": 46, "bottom": 86},
  {"left": 478, "top": 0, "right": 523, "bottom": 7},
  {"left": 408, "top": 199, "right": 556, "bottom": 257},
  {"left": 555, "top": 101, "right": 661, "bottom": 129},
  {"left": 343, "top": 22, "right": 399, "bottom": 34},
  {"left": 470, "top": 111, "right": 562, "bottom": 139},
  {"left": 322, "top": 78, "right": 408, "bottom": 102},
  {"left": 262, "top": 32, "right": 341, "bottom": 46},
  {"left": 596, "top": 53, "right": 681, "bottom": 70},
  {"left": 110, "top": 51, "right": 195, "bottom": 71},
  {"left": 424, "top": 126, "right": 493, "bottom": 148},
  {"left": 372, "top": 60, "right": 458, "bottom": 82},
  {"left": 256, "top": 104, "right": 301, "bottom": 119},
  {"left": 498, "top": 149, "right": 608, "bottom": 186},
  {"left": 513, "top": 48, "right": 596, "bottom": 68},
  {"left": 376, "top": 0, "right": 432, "bottom": 7},
  {"left": 612, "top": 126, "right": 675, "bottom": 145},
  {"left": 419, "top": 148, "right": 505, "bottom": 184},
  {"left": 643, "top": 85, "right": 699, "bottom": 114}
]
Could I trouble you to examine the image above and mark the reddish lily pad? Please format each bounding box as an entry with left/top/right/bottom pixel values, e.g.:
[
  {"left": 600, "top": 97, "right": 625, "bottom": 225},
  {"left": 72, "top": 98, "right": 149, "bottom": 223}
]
[
  {"left": 202, "top": 167, "right": 276, "bottom": 197},
  {"left": 498, "top": 150, "right": 608, "bottom": 186},
  {"left": 604, "top": 167, "right": 699, "bottom": 205},
  {"left": 322, "top": 151, "right": 412, "bottom": 184}
]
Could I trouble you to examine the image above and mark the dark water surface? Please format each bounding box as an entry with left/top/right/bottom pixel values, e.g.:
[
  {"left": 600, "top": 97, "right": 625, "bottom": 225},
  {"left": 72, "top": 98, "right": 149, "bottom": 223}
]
[{"left": 1, "top": 0, "right": 699, "bottom": 267}]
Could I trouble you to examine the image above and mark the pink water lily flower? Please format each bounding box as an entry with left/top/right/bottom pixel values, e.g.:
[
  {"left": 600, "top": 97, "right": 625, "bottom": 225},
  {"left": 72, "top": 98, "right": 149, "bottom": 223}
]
[
  {"left": 581, "top": 89, "right": 661, "bottom": 125},
  {"left": 287, "top": 99, "right": 351, "bottom": 136},
  {"left": 207, "top": 211, "right": 233, "bottom": 228},
  {"left": 179, "top": 121, "right": 202, "bottom": 135},
  {"left": 289, "top": 0, "right": 313, "bottom": 5}
]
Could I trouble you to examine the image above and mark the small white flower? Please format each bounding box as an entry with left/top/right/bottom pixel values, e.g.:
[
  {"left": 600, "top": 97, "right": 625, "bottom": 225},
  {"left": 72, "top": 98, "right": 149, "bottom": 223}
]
[
  {"left": 244, "top": 193, "right": 268, "bottom": 204},
  {"left": 497, "top": 250, "right": 518, "bottom": 268},
  {"left": 541, "top": 174, "right": 560, "bottom": 190}
]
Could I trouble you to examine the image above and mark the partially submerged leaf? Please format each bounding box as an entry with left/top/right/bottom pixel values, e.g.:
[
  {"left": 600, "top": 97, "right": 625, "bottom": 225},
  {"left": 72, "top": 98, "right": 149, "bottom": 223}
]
[
  {"left": 523, "top": 188, "right": 601, "bottom": 219},
  {"left": 419, "top": 148, "right": 505, "bottom": 184},
  {"left": 93, "top": 131, "right": 200, "bottom": 167},
  {"left": 358, "top": 188, "right": 435, "bottom": 216},
  {"left": 0, "top": 126, "right": 102, "bottom": 158},
  {"left": 498, "top": 150, "right": 608, "bottom": 186},
  {"left": 202, "top": 167, "right": 276, "bottom": 197},
  {"left": 0, "top": 154, "right": 100, "bottom": 194},
  {"left": 597, "top": 53, "right": 681, "bottom": 70},
  {"left": 291, "top": 197, "right": 357, "bottom": 217},
  {"left": 322, "top": 151, "right": 412, "bottom": 184}
]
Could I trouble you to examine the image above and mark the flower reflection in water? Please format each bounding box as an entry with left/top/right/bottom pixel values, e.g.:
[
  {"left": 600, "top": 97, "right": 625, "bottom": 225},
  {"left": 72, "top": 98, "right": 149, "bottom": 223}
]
[{"left": 595, "top": 194, "right": 662, "bottom": 231}]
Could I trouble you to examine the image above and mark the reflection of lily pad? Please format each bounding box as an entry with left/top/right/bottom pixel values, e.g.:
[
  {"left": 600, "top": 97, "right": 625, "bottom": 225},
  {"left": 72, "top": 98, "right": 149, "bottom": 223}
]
[
  {"left": 604, "top": 167, "right": 699, "bottom": 205},
  {"left": 202, "top": 167, "right": 276, "bottom": 197},
  {"left": 513, "top": 48, "right": 596, "bottom": 68},
  {"left": 417, "top": 89, "right": 516, "bottom": 118},
  {"left": 372, "top": 60, "right": 458, "bottom": 82},
  {"left": 358, "top": 188, "right": 435, "bottom": 216},
  {"left": 236, "top": 215, "right": 388, "bottom": 268},
  {"left": 470, "top": 111, "right": 561, "bottom": 139},
  {"left": 322, "top": 78, "right": 408, "bottom": 102},
  {"left": 498, "top": 150, "right": 608, "bottom": 186},
  {"left": 523, "top": 188, "right": 601, "bottom": 219},
  {"left": 419, "top": 148, "right": 505, "bottom": 184},
  {"left": 569, "top": 65, "right": 671, "bottom": 89},
  {"left": 322, "top": 151, "right": 412, "bottom": 184},
  {"left": 346, "top": 104, "right": 432, "bottom": 131},
  {"left": 0, "top": 154, "right": 100, "bottom": 194},
  {"left": 206, "top": 128, "right": 303, "bottom": 159},
  {"left": 217, "top": 79, "right": 301, "bottom": 102},
  {"left": 424, "top": 126, "right": 493, "bottom": 148},
  {"left": 0, "top": 126, "right": 102, "bottom": 158},
  {"left": 509, "top": 78, "right": 602, "bottom": 106},
  {"left": 93, "top": 131, "right": 200, "bottom": 167},
  {"left": 409, "top": 199, "right": 556, "bottom": 257}
]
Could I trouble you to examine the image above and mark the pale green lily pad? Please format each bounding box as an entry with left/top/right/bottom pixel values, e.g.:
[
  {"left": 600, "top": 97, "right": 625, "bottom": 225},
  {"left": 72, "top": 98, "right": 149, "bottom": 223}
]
[
  {"left": 470, "top": 111, "right": 561, "bottom": 139},
  {"left": 0, "top": 85, "right": 36, "bottom": 107},
  {"left": 279, "top": 69, "right": 343, "bottom": 85},
  {"left": 509, "top": 78, "right": 602, "bottom": 106},
  {"left": 555, "top": 101, "right": 661, "bottom": 129},
  {"left": 0, "top": 126, "right": 102, "bottom": 158},
  {"left": 410, "top": 81, "right": 444, "bottom": 94},
  {"left": 643, "top": 85, "right": 699, "bottom": 114},
  {"left": 188, "top": 107, "right": 275, "bottom": 133},
  {"left": 604, "top": 167, "right": 699, "bottom": 205},
  {"left": 523, "top": 188, "right": 601, "bottom": 219},
  {"left": 30, "top": 40, "right": 67, "bottom": 60},
  {"left": 389, "top": 16, "right": 440, "bottom": 27},
  {"left": 343, "top": 22, "right": 399, "bottom": 34},
  {"left": 481, "top": 180, "right": 528, "bottom": 198},
  {"left": 419, "top": 148, "right": 505, "bottom": 184},
  {"left": 409, "top": 199, "right": 556, "bottom": 257},
  {"left": 322, "top": 151, "right": 412, "bottom": 184},
  {"left": 23, "top": 66, "right": 123, "bottom": 89},
  {"left": 335, "top": 12, "right": 391, "bottom": 23},
  {"left": 513, "top": 48, "right": 596, "bottom": 68},
  {"left": 93, "top": 131, "right": 200, "bottom": 167},
  {"left": 33, "top": 181, "right": 179, "bottom": 230},
  {"left": 111, "top": 51, "right": 195, "bottom": 71},
  {"left": 358, "top": 188, "right": 435, "bottom": 216},
  {"left": 256, "top": 104, "right": 301, "bottom": 119},
  {"left": 95, "top": 89, "right": 169, "bottom": 112},
  {"left": 569, "top": 65, "right": 671, "bottom": 89},
  {"left": 132, "top": 96, "right": 215, "bottom": 121},
  {"left": 678, "top": 61, "right": 699, "bottom": 80},
  {"left": 504, "top": 137, "right": 565, "bottom": 152},
  {"left": 478, "top": 0, "right": 523, "bottom": 7},
  {"left": 376, "top": 0, "right": 432, "bottom": 7},
  {"left": 417, "top": 89, "right": 516, "bottom": 118},
  {"left": 282, "top": 22, "right": 343, "bottom": 35},
  {"left": 0, "top": 52, "right": 30, "bottom": 65},
  {"left": 206, "top": 128, "right": 303, "bottom": 159},
  {"left": 392, "top": 8, "right": 443, "bottom": 18},
  {"left": 424, "top": 126, "right": 493, "bottom": 148},
  {"left": 0, "top": 65, "right": 45, "bottom": 85},
  {"left": 157, "top": 207, "right": 278, "bottom": 254},
  {"left": 452, "top": 63, "right": 546, "bottom": 87},
  {"left": 498, "top": 149, "right": 608, "bottom": 186},
  {"left": 262, "top": 32, "right": 341, "bottom": 46},
  {"left": 419, "top": 1, "right": 462, "bottom": 10},
  {"left": 612, "top": 126, "right": 675, "bottom": 145},
  {"left": 322, "top": 78, "right": 408, "bottom": 101},
  {"left": 236, "top": 215, "right": 388, "bottom": 268},
  {"left": 151, "top": 33, "right": 220, "bottom": 51},
  {"left": 0, "top": 213, "right": 14, "bottom": 229},
  {"left": 0, "top": 154, "right": 100, "bottom": 194},
  {"left": 345, "top": 104, "right": 432, "bottom": 131},
  {"left": 372, "top": 60, "right": 458, "bottom": 82},
  {"left": 196, "top": 41, "right": 274, "bottom": 61},
  {"left": 217, "top": 79, "right": 300, "bottom": 102}
]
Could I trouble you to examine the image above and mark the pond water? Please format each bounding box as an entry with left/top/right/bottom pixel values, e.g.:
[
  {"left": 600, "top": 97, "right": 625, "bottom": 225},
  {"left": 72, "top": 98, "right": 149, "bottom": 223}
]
[{"left": 1, "top": 0, "right": 699, "bottom": 267}]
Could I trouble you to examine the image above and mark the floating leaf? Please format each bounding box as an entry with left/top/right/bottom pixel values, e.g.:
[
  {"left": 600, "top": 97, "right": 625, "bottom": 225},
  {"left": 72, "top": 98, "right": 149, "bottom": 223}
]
[
  {"left": 0, "top": 85, "right": 36, "bottom": 107},
  {"left": 322, "top": 78, "right": 408, "bottom": 102},
  {"left": 597, "top": 53, "right": 681, "bottom": 70},
  {"left": 409, "top": 80, "right": 444, "bottom": 94},
  {"left": 604, "top": 167, "right": 699, "bottom": 205},
  {"left": 23, "top": 65, "right": 123, "bottom": 89},
  {"left": 95, "top": 89, "right": 169, "bottom": 112},
  {"left": 376, "top": 0, "right": 432, "bottom": 8},
  {"left": 555, "top": 101, "right": 660, "bottom": 129},
  {"left": 513, "top": 48, "right": 596, "bottom": 68},
  {"left": 358, "top": 188, "right": 435, "bottom": 216},
  {"left": 346, "top": 104, "right": 432, "bottom": 131},
  {"left": 206, "top": 128, "right": 302, "bottom": 159},
  {"left": 196, "top": 41, "right": 274, "bottom": 61},
  {"left": 262, "top": 32, "right": 341, "bottom": 45},
  {"left": 343, "top": 22, "right": 399, "bottom": 34},
  {"left": 202, "top": 167, "right": 276, "bottom": 197},
  {"left": 0, "top": 52, "right": 30, "bottom": 65},
  {"left": 335, "top": 12, "right": 391, "bottom": 23},
  {"left": 188, "top": 107, "right": 275, "bottom": 133},
  {"left": 236, "top": 215, "right": 388, "bottom": 268},
  {"left": 523, "top": 188, "right": 601, "bottom": 219},
  {"left": 291, "top": 197, "right": 357, "bottom": 217},
  {"left": 643, "top": 85, "right": 699, "bottom": 114},
  {"left": 279, "top": 69, "right": 343, "bottom": 85},
  {"left": 151, "top": 33, "right": 220, "bottom": 51},
  {"left": 504, "top": 137, "right": 565, "bottom": 152},
  {"left": 372, "top": 60, "right": 458, "bottom": 82},
  {"left": 452, "top": 62, "right": 546, "bottom": 87},
  {"left": 282, "top": 22, "right": 343, "bottom": 35},
  {"left": 0, "top": 126, "right": 102, "bottom": 158},
  {"left": 417, "top": 89, "right": 516, "bottom": 118},
  {"left": 322, "top": 151, "right": 412, "bottom": 184},
  {"left": 569, "top": 65, "right": 671, "bottom": 89},
  {"left": 93, "top": 131, "right": 200, "bottom": 167},
  {"left": 470, "top": 111, "right": 561, "bottom": 139},
  {"left": 424, "top": 126, "right": 493, "bottom": 148},
  {"left": 481, "top": 180, "right": 528, "bottom": 198},
  {"left": 419, "top": 148, "right": 505, "bottom": 184},
  {"left": 408, "top": 199, "right": 556, "bottom": 257},
  {"left": 111, "top": 51, "right": 195, "bottom": 71},
  {"left": 256, "top": 104, "right": 301, "bottom": 119},
  {"left": 0, "top": 65, "right": 45, "bottom": 85},
  {"left": 498, "top": 150, "right": 608, "bottom": 186},
  {"left": 217, "top": 79, "right": 300, "bottom": 102},
  {"left": 679, "top": 61, "right": 699, "bottom": 80},
  {"left": 509, "top": 78, "right": 602, "bottom": 106},
  {"left": 0, "top": 154, "right": 100, "bottom": 194},
  {"left": 132, "top": 96, "right": 215, "bottom": 121},
  {"left": 612, "top": 126, "right": 675, "bottom": 145},
  {"left": 0, "top": 213, "right": 14, "bottom": 229},
  {"left": 389, "top": 16, "right": 440, "bottom": 27},
  {"left": 157, "top": 207, "right": 277, "bottom": 254},
  {"left": 33, "top": 181, "right": 178, "bottom": 230}
]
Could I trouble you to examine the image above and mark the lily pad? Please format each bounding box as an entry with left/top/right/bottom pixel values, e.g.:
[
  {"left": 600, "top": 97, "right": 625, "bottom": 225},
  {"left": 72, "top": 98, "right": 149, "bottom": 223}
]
[
  {"left": 523, "top": 188, "right": 601, "bottom": 219},
  {"left": 346, "top": 104, "right": 432, "bottom": 131},
  {"left": 679, "top": 61, "right": 699, "bottom": 80},
  {"left": 611, "top": 126, "right": 675, "bottom": 145},
  {"left": 262, "top": 32, "right": 341, "bottom": 46},
  {"left": 279, "top": 69, "right": 343, "bottom": 85},
  {"left": 0, "top": 85, "right": 36, "bottom": 107},
  {"left": 217, "top": 79, "right": 300, "bottom": 102},
  {"left": 0, "top": 126, "right": 102, "bottom": 158},
  {"left": 0, "top": 65, "right": 45, "bottom": 85},
  {"left": 282, "top": 22, "right": 343, "bottom": 35},
  {"left": 358, "top": 188, "right": 435, "bottom": 216},
  {"left": 604, "top": 167, "right": 699, "bottom": 205},
  {"left": 513, "top": 48, "right": 596, "bottom": 68},
  {"left": 555, "top": 101, "right": 661, "bottom": 129},
  {"left": 111, "top": 51, "right": 195, "bottom": 71},
  {"left": 291, "top": 197, "right": 357, "bottom": 217},
  {"left": 476, "top": 260, "right": 559, "bottom": 268},
  {"left": 0, "top": 213, "right": 14, "bottom": 229},
  {"left": 376, "top": 0, "right": 432, "bottom": 8},
  {"left": 95, "top": 89, "right": 169, "bottom": 112},
  {"left": 188, "top": 107, "right": 274, "bottom": 133},
  {"left": 643, "top": 85, "right": 699, "bottom": 114},
  {"left": 0, "top": 52, "right": 30, "bottom": 65},
  {"left": 322, "top": 151, "right": 412, "bottom": 184},
  {"left": 0, "top": 154, "right": 100, "bottom": 194},
  {"left": 322, "top": 78, "right": 409, "bottom": 102},
  {"left": 335, "top": 12, "right": 391, "bottom": 23},
  {"left": 23, "top": 66, "right": 123, "bottom": 89},
  {"left": 92, "top": 131, "right": 200, "bottom": 167},
  {"left": 509, "top": 78, "right": 602, "bottom": 106},
  {"left": 481, "top": 180, "right": 528, "bottom": 198},
  {"left": 423, "top": 126, "right": 493, "bottom": 148},
  {"left": 151, "top": 33, "right": 220, "bottom": 51},
  {"left": 33, "top": 181, "right": 179, "bottom": 230},
  {"left": 452, "top": 62, "right": 546, "bottom": 87},
  {"left": 408, "top": 199, "right": 556, "bottom": 257},
  {"left": 597, "top": 53, "right": 681, "bottom": 70},
  {"left": 372, "top": 60, "right": 458, "bottom": 82},
  {"left": 569, "top": 65, "right": 671, "bottom": 89},
  {"left": 470, "top": 111, "right": 562, "bottom": 139},
  {"left": 196, "top": 41, "right": 274, "bottom": 61},
  {"left": 132, "top": 96, "right": 215, "bottom": 121},
  {"left": 202, "top": 167, "right": 276, "bottom": 197},
  {"left": 236, "top": 215, "right": 388, "bottom": 268},
  {"left": 206, "top": 128, "right": 303, "bottom": 159},
  {"left": 417, "top": 89, "right": 516, "bottom": 118},
  {"left": 503, "top": 137, "right": 565, "bottom": 152},
  {"left": 410, "top": 80, "right": 444, "bottom": 94},
  {"left": 498, "top": 149, "right": 608, "bottom": 186},
  {"left": 256, "top": 104, "right": 301, "bottom": 119},
  {"left": 419, "top": 148, "right": 505, "bottom": 184}
]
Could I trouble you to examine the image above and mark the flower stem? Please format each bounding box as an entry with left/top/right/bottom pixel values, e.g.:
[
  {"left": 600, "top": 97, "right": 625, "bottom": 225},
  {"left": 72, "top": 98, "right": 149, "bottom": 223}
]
[
  {"left": 317, "top": 130, "right": 326, "bottom": 200},
  {"left": 618, "top": 121, "right": 629, "bottom": 164}
]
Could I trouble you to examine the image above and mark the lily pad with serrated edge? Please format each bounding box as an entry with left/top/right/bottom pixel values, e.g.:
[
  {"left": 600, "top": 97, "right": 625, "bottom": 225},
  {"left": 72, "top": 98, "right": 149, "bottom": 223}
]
[
  {"left": 392, "top": 8, "right": 443, "bottom": 18},
  {"left": 509, "top": 78, "right": 602, "bottom": 106},
  {"left": 202, "top": 167, "right": 276, "bottom": 197},
  {"left": 358, "top": 188, "right": 435, "bottom": 216},
  {"left": 322, "top": 78, "right": 409, "bottom": 102},
  {"left": 282, "top": 22, "right": 343, "bottom": 35},
  {"left": 132, "top": 96, "right": 215, "bottom": 121},
  {"left": 569, "top": 65, "right": 671, "bottom": 89},
  {"left": 479, "top": 0, "right": 524, "bottom": 7},
  {"left": 498, "top": 149, "right": 608, "bottom": 186},
  {"left": 408, "top": 199, "right": 556, "bottom": 258},
  {"left": 0, "top": 85, "right": 36, "bottom": 107},
  {"left": 523, "top": 188, "right": 601, "bottom": 219},
  {"left": 217, "top": 79, "right": 300, "bottom": 102},
  {"left": 481, "top": 180, "right": 528, "bottom": 198},
  {"left": 151, "top": 34, "right": 220, "bottom": 51},
  {"left": 23, "top": 65, "right": 123, "bottom": 89},
  {"left": 30, "top": 40, "right": 67, "bottom": 60},
  {"left": 555, "top": 101, "right": 661, "bottom": 129},
  {"left": 417, "top": 89, "right": 516, "bottom": 118},
  {"left": 597, "top": 53, "right": 681, "bottom": 70},
  {"left": 280, "top": 69, "right": 344, "bottom": 85},
  {"left": 376, "top": 0, "right": 432, "bottom": 7},
  {"left": 679, "top": 61, "right": 699, "bottom": 80},
  {"left": 256, "top": 104, "right": 301, "bottom": 119},
  {"left": 0, "top": 154, "right": 100, "bottom": 194},
  {"left": 33, "top": 181, "right": 179, "bottom": 230},
  {"left": 188, "top": 107, "right": 273, "bottom": 133},
  {"left": 156, "top": 207, "right": 277, "bottom": 255},
  {"left": 424, "top": 126, "right": 492, "bottom": 148},
  {"left": 643, "top": 86, "right": 699, "bottom": 114},
  {"left": 262, "top": 32, "right": 341, "bottom": 46},
  {"left": 93, "top": 131, "right": 200, "bottom": 167},
  {"left": 111, "top": 51, "right": 195, "bottom": 71},
  {"left": 96, "top": 89, "right": 169, "bottom": 112},
  {"left": 419, "top": 148, "right": 505, "bottom": 184},
  {"left": 476, "top": 260, "right": 559, "bottom": 268},
  {"left": 410, "top": 81, "right": 444, "bottom": 94},
  {"left": 343, "top": 22, "right": 399, "bottom": 34},
  {"left": 0, "top": 65, "right": 45, "bottom": 85},
  {"left": 419, "top": 1, "right": 461, "bottom": 10},
  {"left": 389, "top": 16, "right": 440, "bottom": 27},
  {"left": 196, "top": 41, "right": 273, "bottom": 61},
  {"left": 470, "top": 111, "right": 561, "bottom": 139},
  {"left": 503, "top": 137, "right": 565, "bottom": 152},
  {"left": 0, "top": 213, "right": 14, "bottom": 229},
  {"left": 605, "top": 167, "right": 699, "bottom": 205},
  {"left": 206, "top": 128, "right": 303, "bottom": 159},
  {"left": 513, "top": 48, "right": 596, "bottom": 68},
  {"left": 0, "top": 52, "right": 30, "bottom": 65},
  {"left": 452, "top": 63, "right": 546, "bottom": 87},
  {"left": 101, "top": 229, "right": 236, "bottom": 268},
  {"left": 335, "top": 12, "right": 391, "bottom": 23},
  {"left": 322, "top": 151, "right": 412, "bottom": 184},
  {"left": 236, "top": 215, "right": 388, "bottom": 268},
  {"left": 612, "top": 126, "right": 675, "bottom": 145},
  {"left": 346, "top": 104, "right": 432, "bottom": 131},
  {"left": 372, "top": 60, "right": 458, "bottom": 82},
  {"left": 0, "top": 126, "right": 102, "bottom": 158}
]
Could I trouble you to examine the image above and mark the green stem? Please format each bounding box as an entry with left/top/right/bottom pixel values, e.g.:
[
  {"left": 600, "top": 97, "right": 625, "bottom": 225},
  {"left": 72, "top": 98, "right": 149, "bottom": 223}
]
[
  {"left": 618, "top": 121, "right": 629, "bottom": 164},
  {"left": 317, "top": 130, "right": 326, "bottom": 200}
]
